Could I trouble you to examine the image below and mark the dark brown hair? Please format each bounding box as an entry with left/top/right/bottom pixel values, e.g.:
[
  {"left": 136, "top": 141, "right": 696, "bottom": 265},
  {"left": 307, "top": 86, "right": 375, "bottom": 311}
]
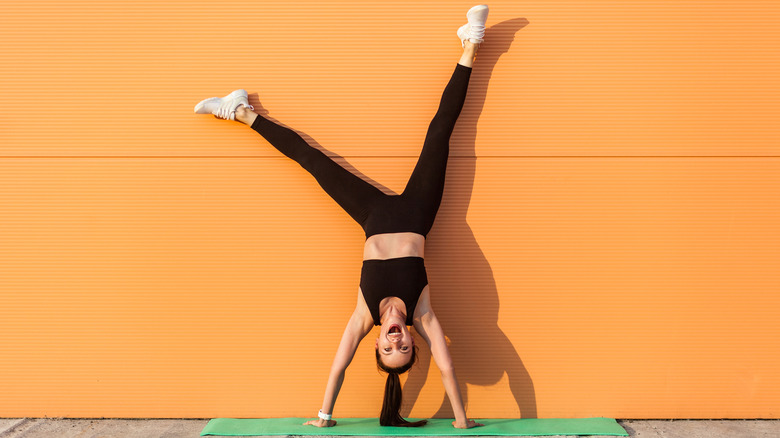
[{"left": 375, "top": 343, "right": 427, "bottom": 427}]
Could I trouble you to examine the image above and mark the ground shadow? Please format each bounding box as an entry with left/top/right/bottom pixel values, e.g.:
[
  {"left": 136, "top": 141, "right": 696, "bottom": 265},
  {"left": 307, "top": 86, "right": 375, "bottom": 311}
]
[{"left": 248, "top": 17, "right": 536, "bottom": 419}]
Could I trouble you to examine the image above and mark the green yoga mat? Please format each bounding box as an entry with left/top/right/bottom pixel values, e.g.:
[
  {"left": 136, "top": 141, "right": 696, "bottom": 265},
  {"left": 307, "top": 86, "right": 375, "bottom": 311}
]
[{"left": 200, "top": 417, "right": 628, "bottom": 436}]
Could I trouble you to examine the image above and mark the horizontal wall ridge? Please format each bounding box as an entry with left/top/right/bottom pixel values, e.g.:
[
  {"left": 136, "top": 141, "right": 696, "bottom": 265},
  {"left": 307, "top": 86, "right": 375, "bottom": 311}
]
[{"left": 4, "top": 156, "right": 780, "bottom": 159}]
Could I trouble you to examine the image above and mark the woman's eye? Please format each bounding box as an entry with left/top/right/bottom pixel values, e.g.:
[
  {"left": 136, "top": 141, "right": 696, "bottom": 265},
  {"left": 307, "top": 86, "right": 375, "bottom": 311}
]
[
  {"left": 384, "top": 348, "right": 391, "bottom": 352},
  {"left": 401, "top": 347, "right": 408, "bottom": 351}
]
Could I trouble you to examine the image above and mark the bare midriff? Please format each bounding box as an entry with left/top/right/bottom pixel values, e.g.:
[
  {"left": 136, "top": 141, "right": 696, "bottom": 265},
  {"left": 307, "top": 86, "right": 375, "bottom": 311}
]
[{"left": 363, "top": 232, "right": 425, "bottom": 261}]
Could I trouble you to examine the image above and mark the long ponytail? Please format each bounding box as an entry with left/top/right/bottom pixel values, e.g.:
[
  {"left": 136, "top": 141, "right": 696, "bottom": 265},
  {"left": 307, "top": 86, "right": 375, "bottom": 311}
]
[{"left": 376, "top": 344, "right": 427, "bottom": 427}]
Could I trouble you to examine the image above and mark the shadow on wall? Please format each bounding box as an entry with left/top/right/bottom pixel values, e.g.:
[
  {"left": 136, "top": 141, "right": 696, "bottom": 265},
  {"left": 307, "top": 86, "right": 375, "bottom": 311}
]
[
  {"left": 248, "top": 17, "right": 535, "bottom": 419},
  {"left": 401, "top": 18, "right": 537, "bottom": 420}
]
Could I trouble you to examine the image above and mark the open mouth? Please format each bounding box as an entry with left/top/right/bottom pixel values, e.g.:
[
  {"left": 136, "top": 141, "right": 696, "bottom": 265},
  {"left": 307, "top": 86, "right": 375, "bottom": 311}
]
[{"left": 389, "top": 324, "right": 402, "bottom": 335}]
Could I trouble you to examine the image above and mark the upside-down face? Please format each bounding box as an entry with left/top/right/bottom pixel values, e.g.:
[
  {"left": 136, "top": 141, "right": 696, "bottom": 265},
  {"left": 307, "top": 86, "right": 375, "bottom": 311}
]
[{"left": 376, "top": 322, "right": 415, "bottom": 368}]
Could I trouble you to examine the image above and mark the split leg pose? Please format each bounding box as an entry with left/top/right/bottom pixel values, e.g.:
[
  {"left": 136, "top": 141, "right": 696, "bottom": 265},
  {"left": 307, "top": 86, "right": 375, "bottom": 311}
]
[{"left": 194, "top": 5, "right": 490, "bottom": 429}]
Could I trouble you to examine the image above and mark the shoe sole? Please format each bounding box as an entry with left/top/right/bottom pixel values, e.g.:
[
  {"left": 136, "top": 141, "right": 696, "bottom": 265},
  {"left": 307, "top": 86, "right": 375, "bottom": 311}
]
[
  {"left": 194, "top": 97, "right": 219, "bottom": 114},
  {"left": 194, "top": 89, "right": 248, "bottom": 114},
  {"left": 467, "top": 4, "right": 489, "bottom": 21}
]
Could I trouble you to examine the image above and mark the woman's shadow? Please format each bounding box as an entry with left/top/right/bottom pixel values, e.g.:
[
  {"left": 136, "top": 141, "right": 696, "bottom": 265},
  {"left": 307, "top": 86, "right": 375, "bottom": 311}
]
[
  {"left": 401, "top": 18, "right": 538, "bottom": 420},
  {"left": 249, "top": 18, "right": 535, "bottom": 419}
]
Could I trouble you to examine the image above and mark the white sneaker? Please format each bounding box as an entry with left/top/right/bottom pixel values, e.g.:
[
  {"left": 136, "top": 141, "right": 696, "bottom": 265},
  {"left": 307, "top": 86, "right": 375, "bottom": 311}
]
[
  {"left": 457, "top": 4, "right": 489, "bottom": 48},
  {"left": 194, "top": 89, "right": 254, "bottom": 121}
]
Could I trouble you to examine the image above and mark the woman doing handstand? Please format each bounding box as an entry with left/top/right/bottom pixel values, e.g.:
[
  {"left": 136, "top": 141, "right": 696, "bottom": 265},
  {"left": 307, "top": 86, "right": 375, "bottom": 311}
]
[{"left": 194, "top": 4, "right": 490, "bottom": 429}]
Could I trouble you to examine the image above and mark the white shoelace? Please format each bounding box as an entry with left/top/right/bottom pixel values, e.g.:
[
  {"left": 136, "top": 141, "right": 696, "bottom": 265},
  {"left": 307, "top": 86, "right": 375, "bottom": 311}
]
[
  {"left": 469, "top": 24, "right": 485, "bottom": 41},
  {"left": 215, "top": 101, "right": 254, "bottom": 120}
]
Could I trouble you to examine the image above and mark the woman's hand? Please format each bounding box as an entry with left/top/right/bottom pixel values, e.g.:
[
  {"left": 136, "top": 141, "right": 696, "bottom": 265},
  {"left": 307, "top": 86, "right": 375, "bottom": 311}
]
[
  {"left": 452, "top": 419, "right": 484, "bottom": 429},
  {"left": 303, "top": 418, "right": 337, "bottom": 427}
]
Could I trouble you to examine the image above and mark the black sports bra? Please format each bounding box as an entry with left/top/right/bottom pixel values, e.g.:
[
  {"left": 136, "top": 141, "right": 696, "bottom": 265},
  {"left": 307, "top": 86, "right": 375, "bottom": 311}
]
[{"left": 360, "top": 256, "right": 428, "bottom": 326}]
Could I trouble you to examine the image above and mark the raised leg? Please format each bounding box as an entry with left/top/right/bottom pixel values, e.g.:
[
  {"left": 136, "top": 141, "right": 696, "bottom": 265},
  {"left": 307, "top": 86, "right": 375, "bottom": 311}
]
[
  {"left": 240, "top": 107, "right": 386, "bottom": 228},
  {"left": 401, "top": 47, "right": 474, "bottom": 234}
]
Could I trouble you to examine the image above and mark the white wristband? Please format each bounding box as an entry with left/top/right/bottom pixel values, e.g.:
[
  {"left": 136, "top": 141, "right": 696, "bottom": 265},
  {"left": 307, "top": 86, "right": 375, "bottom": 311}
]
[{"left": 318, "top": 410, "right": 332, "bottom": 421}]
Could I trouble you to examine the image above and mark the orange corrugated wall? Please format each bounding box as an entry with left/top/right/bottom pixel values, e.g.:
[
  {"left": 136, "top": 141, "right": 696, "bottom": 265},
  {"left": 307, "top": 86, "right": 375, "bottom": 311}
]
[{"left": 1, "top": 0, "right": 779, "bottom": 419}]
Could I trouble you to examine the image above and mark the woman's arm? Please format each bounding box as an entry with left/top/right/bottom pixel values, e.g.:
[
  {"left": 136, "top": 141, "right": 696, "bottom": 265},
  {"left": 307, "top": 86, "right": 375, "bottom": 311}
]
[
  {"left": 304, "top": 304, "right": 372, "bottom": 427},
  {"left": 414, "top": 308, "right": 483, "bottom": 429}
]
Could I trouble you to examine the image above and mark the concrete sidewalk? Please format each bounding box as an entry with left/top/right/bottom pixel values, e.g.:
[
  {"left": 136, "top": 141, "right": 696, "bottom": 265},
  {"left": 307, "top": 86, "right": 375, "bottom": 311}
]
[{"left": 0, "top": 418, "right": 778, "bottom": 437}]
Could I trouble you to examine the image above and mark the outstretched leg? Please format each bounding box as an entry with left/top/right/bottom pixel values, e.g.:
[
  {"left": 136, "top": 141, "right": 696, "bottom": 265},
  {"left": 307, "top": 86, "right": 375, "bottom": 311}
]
[
  {"left": 235, "top": 106, "right": 386, "bottom": 228},
  {"left": 400, "top": 42, "right": 477, "bottom": 235}
]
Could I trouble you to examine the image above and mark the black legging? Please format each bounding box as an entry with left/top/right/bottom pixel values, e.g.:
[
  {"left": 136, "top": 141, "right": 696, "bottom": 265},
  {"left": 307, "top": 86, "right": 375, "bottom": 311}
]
[{"left": 250, "top": 63, "right": 472, "bottom": 239}]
